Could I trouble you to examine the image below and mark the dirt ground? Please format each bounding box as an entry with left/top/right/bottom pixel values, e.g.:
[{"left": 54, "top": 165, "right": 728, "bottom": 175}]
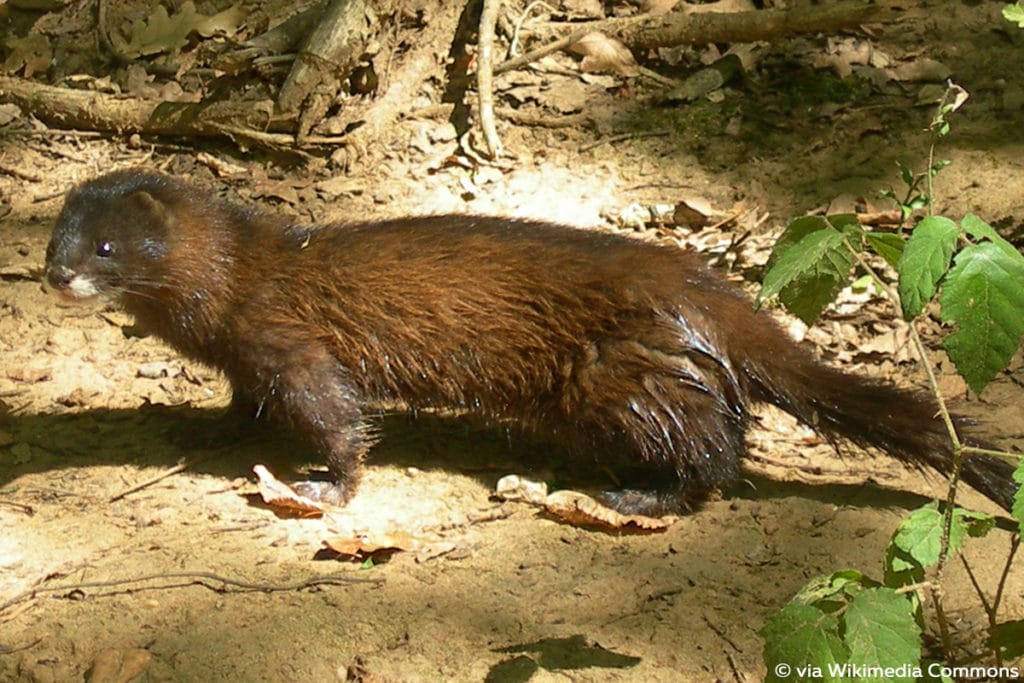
[{"left": 1, "top": 0, "right": 1023, "bottom": 681}]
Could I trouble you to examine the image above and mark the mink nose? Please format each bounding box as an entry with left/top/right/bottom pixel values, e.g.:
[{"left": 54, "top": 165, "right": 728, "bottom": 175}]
[{"left": 43, "top": 264, "right": 74, "bottom": 291}]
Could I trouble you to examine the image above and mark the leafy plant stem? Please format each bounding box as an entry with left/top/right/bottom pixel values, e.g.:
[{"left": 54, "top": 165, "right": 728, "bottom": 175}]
[
  {"left": 844, "top": 243, "right": 963, "bottom": 451},
  {"left": 926, "top": 142, "right": 936, "bottom": 217},
  {"left": 894, "top": 580, "right": 937, "bottom": 595},
  {"left": 923, "top": 339, "right": 961, "bottom": 660},
  {"left": 929, "top": 586, "right": 954, "bottom": 659},
  {"left": 961, "top": 445, "right": 1018, "bottom": 459},
  {"left": 845, "top": 242, "right": 966, "bottom": 657}
]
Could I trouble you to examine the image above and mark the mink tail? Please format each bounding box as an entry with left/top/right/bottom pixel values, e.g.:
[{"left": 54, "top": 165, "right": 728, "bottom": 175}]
[{"left": 732, "top": 308, "right": 1018, "bottom": 512}]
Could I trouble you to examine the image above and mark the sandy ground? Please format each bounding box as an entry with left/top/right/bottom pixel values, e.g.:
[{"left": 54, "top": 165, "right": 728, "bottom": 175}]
[{"left": 1, "top": 0, "right": 1023, "bottom": 680}]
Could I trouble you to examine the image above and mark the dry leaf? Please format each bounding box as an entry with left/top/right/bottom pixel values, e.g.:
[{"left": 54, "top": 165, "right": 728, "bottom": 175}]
[
  {"left": 569, "top": 32, "right": 640, "bottom": 77},
  {"left": 544, "top": 490, "right": 676, "bottom": 531},
  {"left": 323, "top": 531, "right": 421, "bottom": 561},
  {"left": 3, "top": 34, "right": 52, "bottom": 78},
  {"left": 561, "top": 0, "right": 604, "bottom": 19},
  {"left": 115, "top": 1, "right": 246, "bottom": 59},
  {"left": 641, "top": 0, "right": 680, "bottom": 14},
  {"left": 683, "top": 0, "right": 755, "bottom": 13},
  {"left": 253, "top": 465, "right": 326, "bottom": 516},
  {"left": 672, "top": 198, "right": 715, "bottom": 229},
  {"left": 890, "top": 58, "right": 952, "bottom": 83},
  {"left": 251, "top": 180, "right": 303, "bottom": 206},
  {"left": 87, "top": 648, "right": 152, "bottom": 683},
  {"left": 494, "top": 474, "right": 548, "bottom": 505},
  {"left": 6, "top": 365, "right": 51, "bottom": 383}
]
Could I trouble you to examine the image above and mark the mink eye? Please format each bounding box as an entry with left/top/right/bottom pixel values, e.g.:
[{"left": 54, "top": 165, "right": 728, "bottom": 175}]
[{"left": 96, "top": 241, "right": 114, "bottom": 258}]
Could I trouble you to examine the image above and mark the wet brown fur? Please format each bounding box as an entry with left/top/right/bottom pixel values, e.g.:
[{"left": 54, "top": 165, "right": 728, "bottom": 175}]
[{"left": 43, "top": 171, "right": 1017, "bottom": 514}]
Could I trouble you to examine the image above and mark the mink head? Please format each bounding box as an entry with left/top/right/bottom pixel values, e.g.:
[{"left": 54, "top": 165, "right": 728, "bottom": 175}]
[{"left": 44, "top": 171, "right": 181, "bottom": 302}]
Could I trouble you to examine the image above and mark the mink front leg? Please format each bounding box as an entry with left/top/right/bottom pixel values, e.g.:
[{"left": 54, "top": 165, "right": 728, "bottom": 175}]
[{"left": 235, "top": 337, "right": 375, "bottom": 506}]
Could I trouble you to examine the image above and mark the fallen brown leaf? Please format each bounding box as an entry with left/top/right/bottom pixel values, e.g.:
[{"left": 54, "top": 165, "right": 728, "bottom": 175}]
[
  {"left": 253, "top": 465, "right": 326, "bottom": 516},
  {"left": 569, "top": 32, "right": 640, "bottom": 77},
  {"left": 544, "top": 490, "right": 676, "bottom": 532},
  {"left": 323, "top": 530, "right": 422, "bottom": 561}
]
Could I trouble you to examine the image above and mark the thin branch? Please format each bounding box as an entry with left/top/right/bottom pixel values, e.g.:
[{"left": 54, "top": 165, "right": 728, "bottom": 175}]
[
  {"left": 477, "top": 0, "right": 503, "bottom": 158},
  {"left": 0, "top": 570, "right": 383, "bottom": 615}
]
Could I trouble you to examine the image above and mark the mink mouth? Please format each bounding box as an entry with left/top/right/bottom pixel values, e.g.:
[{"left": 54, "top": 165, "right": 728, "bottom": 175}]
[
  {"left": 53, "top": 288, "right": 99, "bottom": 303},
  {"left": 43, "top": 270, "right": 104, "bottom": 302}
]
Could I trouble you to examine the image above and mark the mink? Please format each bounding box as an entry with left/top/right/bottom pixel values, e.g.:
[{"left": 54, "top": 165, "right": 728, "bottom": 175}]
[{"left": 42, "top": 170, "right": 1018, "bottom": 515}]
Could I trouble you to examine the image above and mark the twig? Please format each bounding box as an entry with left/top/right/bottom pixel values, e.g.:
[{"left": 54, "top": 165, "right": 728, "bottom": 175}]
[
  {"left": 0, "top": 570, "right": 383, "bottom": 615},
  {"left": 498, "top": 107, "right": 588, "bottom": 128},
  {"left": 477, "top": 0, "right": 503, "bottom": 159},
  {"left": 0, "top": 499, "right": 35, "bottom": 515},
  {"left": 894, "top": 580, "right": 937, "bottom": 595},
  {"left": 108, "top": 459, "right": 191, "bottom": 502},
  {"left": 509, "top": 1, "right": 555, "bottom": 57},
  {"left": 0, "top": 161, "right": 42, "bottom": 182},
  {"left": 407, "top": 102, "right": 589, "bottom": 129},
  {"left": 496, "top": 23, "right": 592, "bottom": 75},
  {"left": 961, "top": 445, "right": 1021, "bottom": 460}
]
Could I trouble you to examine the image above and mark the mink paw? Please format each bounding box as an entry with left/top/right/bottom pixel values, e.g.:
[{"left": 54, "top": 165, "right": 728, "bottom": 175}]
[{"left": 290, "top": 481, "right": 352, "bottom": 506}]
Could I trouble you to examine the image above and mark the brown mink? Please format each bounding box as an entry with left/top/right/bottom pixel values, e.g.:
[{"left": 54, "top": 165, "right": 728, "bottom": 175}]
[{"left": 43, "top": 170, "right": 1017, "bottom": 515}]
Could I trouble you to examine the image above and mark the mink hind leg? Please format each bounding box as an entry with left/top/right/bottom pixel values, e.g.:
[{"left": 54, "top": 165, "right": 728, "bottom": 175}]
[{"left": 555, "top": 339, "right": 750, "bottom": 516}]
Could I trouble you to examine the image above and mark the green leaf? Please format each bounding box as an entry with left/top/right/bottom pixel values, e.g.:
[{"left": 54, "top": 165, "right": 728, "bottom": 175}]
[
  {"left": 758, "top": 217, "right": 860, "bottom": 325},
  {"left": 778, "top": 267, "right": 851, "bottom": 327},
  {"left": 940, "top": 241, "right": 1024, "bottom": 394},
  {"left": 960, "top": 214, "right": 1024, "bottom": 261},
  {"left": 762, "top": 603, "right": 848, "bottom": 683},
  {"left": 883, "top": 542, "right": 925, "bottom": 589},
  {"left": 865, "top": 232, "right": 905, "bottom": 270},
  {"left": 988, "top": 619, "right": 1024, "bottom": 658},
  {"left": 898, "top": 162, "right": 915, "bottom": 187},
  {"left": 1012, "top": 460, "right": 1024, "bottom": 534},
  {"left": 888, "top": 504, "right": 943, "bottom": 572},
  {"left": 829, "top": 214, "right": 862, "bottom": 233},
  {"left": 844, "top": 588, "right": 922, "bottom": 683},
  {"left": 1003, "top": 2, "right": 1024, "bottom": 28},
  {"left": 791, "top": 572, "right": 857, "bottom": 605},
  {"left": 888, "top": 503, "right": 994, "bottom": 572},
  {"left": 790, "top": 570, "right": 878, "bottom": 616},
  {"left": 761, "top": 217, "right": 832, "bottom": 281},
  {"left": 897, "top": 216, "right": 957, "bottom": 320},
  {"left": 850, "top": 273, "right": 879, "bottom": 294}
]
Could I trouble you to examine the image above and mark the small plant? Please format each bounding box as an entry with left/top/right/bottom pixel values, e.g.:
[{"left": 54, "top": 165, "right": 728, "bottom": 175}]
[
  {"left": 758, "top": 83, "right": 1024, "bottom": 679},
  {"left": 1004, "top": 2, "right": 1024, "bottom": 28}
]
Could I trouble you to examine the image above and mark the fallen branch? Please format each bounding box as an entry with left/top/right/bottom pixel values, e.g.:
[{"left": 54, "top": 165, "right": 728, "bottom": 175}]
[
  {"left": 277, "top": 0, "right": 379, "bottom": 137},
  {"left": 0, "top": 76, "right": 287, "bottom": 140},
  {"left": 477, "top": 0, "right": 503, "bottom": 158},
  {"left": 497, "top": 0, "right": 883, "bottom": 74}
]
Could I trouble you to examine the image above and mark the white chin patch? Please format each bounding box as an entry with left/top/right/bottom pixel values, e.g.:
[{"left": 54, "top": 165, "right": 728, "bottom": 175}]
[{"left": 65, "top": 275, "right": 101, "bottom": 300}]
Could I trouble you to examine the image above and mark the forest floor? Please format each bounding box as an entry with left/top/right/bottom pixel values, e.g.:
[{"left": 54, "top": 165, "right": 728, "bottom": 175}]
[{"left": 1, "top": 0, "right": 1023, "bottom": 681}]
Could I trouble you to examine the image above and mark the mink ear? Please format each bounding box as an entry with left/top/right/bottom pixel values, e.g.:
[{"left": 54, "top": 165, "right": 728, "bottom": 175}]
[{"left": 128, "top": 191, "right": 175, "bottom": 231}]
